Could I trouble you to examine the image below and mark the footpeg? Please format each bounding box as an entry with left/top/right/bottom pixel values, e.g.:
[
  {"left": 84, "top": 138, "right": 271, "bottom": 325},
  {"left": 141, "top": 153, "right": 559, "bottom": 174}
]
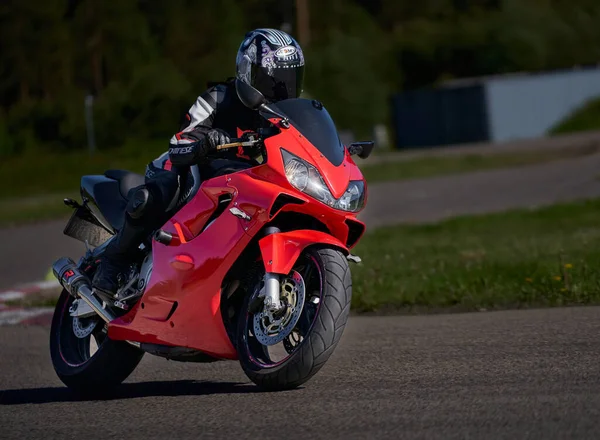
[
  {"left": 114, "top": 300, "right": 129, "bottom": 311},
  {"left": 63, "top": 198, "right": 82, "bottom": 209},
  {"left": 347, "top": 254, "right": 362, "bottom": 264}
]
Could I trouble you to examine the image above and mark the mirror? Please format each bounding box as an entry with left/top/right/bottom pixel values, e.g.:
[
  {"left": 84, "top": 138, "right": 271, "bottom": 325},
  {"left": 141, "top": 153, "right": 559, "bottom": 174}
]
[
  {"left": 348, "top": 141, "right": 375, "bottom": 159},
  {"left": 235, "top": 79, "right": 266, "bottom": 110},
  {"left": 259, "top": 103, "right": 290, "bottom": 127}
]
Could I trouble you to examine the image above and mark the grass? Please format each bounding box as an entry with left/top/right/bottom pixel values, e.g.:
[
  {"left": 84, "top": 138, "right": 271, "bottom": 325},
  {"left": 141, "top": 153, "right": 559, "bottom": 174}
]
[
  {"left": 351, "top": 198, "right": 600, "bottom": 313},
  {"left": 0, "top": 140, "right": 164, "bottom": 200},
  {"left": 5, "top": 288, "right": 62, "bottom": 308},
  {"left": 0, "top": 140, "right": 165, "bottom": 227},
  {"left": 550, "top": 97, "right": 600, "bottom": 135},
  {"left": 0, "top": 192, "right": 77, "bottom": 226},
  {"left": 359, "top": 144, "right": 598, "bottom": 183}
]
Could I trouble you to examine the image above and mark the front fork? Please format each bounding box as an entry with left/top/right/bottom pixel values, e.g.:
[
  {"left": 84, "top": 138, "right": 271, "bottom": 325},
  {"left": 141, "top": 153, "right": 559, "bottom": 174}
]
[
  {"left": 261, "top": 227, "right": 284, "bottom": 312},
  {"left": 262, "top": 272, "right": 283, "bottom": 312}
]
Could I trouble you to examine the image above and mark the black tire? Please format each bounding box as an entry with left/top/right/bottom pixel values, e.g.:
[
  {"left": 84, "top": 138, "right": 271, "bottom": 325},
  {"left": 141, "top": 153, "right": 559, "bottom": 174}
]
[
  {"left": 49, "top": 289, "right": 144, "bottom": 394},
  {"left": 237, "top": 247, "right": 352, "bottom": 391}
]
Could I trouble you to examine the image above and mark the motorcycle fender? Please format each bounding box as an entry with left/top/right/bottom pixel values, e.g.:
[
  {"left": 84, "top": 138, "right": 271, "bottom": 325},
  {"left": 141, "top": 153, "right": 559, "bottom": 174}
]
[{"left": 258, "top": 229, "right": 348, "bottom": 275}]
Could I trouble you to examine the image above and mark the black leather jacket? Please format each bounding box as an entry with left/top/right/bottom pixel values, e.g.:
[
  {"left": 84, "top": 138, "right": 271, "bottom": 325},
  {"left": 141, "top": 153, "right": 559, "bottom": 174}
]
[{"left": 156, "top": 79, "right": 266, "bottom": 170}]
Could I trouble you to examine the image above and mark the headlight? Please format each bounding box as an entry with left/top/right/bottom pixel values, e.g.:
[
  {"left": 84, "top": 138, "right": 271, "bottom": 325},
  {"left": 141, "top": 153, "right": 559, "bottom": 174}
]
[
  {"left": 282, "top": 149, "right": 365, "bottom": 212},
  {"left": 334, "top": 181, "right": 365, "bottom": 212}
]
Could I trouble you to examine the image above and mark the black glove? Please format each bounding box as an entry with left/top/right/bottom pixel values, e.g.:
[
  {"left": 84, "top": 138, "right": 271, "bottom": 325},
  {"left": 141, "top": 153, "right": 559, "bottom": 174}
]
[{"left": 206, "top": 129, "right": 231, "bottom": 151}]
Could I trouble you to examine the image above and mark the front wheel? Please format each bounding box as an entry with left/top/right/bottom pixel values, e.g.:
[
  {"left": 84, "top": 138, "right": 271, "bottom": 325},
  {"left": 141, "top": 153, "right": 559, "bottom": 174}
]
[
  {"left": 49, "top": 289, "right": 144, "bottom": 394},
  {"left": 237, "top": 247, "right": 352, "bottom": 391}
]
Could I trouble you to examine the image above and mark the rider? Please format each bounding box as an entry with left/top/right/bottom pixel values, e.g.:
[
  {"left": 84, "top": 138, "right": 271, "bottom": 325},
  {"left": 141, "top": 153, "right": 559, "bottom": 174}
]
[{"left": 93, "top": 28, "right": 305, "bottom": 296}]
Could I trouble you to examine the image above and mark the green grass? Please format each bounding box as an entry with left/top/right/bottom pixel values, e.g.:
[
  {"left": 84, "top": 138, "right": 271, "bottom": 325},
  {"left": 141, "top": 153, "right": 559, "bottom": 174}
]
[
  {"left": 0, "top": 192, "right": 77, "bottom": 226},
  {"left": 351, "top": 198, "right": 600, "bottom": 313},
  {"left": 0, "top": 140, "right": 165, "bottom": 226},
  {"left": 0, "top": 140, "right": 165, "bottom": 200},
  {"left": 5, "top": 290, "right": 62, "bottom": 309},
  {"left": 359, "top": 144, "right": 599, "bottom": 183},
  {"left": 550, "top": 97, "right": 600, "bottom": 135}
]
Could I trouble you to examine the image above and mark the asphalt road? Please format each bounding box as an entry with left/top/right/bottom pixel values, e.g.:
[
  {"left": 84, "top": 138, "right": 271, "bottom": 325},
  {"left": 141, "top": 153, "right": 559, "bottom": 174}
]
[
  {"left": 363, "top": 149, "right": 600, "bottom": 227},
  {"left": 2, "top": 151, "right": 600, "bottom": 290},
  {"left": 1, "top": 306, "right": 599, "bottom": 439}
]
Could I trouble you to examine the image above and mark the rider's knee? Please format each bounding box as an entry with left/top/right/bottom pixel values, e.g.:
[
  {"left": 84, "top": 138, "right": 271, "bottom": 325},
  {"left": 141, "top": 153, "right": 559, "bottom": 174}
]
[
  {"left": 126, "top": 187, "right": 153, "bottom": 220},
  {"left": 146, "top": 172, "right": 180, "bottom": 209}
]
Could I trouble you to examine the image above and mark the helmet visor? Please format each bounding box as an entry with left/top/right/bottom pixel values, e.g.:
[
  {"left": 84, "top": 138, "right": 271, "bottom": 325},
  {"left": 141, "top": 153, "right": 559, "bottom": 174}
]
[{"left": 253, "top": 65, "right": 305, "bottom": 102}]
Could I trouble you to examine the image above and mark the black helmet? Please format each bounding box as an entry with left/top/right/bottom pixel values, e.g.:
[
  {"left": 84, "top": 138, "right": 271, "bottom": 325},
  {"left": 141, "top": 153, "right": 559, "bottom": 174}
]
[{"left": 235, "top": 28, "right": 305, "bottom": 109}]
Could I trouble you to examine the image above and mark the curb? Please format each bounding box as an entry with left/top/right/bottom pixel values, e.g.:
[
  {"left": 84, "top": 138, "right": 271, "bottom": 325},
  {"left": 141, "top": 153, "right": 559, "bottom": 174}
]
[
  {"left": 0, "top": 279, "right": 60, "bottom": 326},
  {"left": 0, "top": 306, "right": 54, "bottom": 326}
]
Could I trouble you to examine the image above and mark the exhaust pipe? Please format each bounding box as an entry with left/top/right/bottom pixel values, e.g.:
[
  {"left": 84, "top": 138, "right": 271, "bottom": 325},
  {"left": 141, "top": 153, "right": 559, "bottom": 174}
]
[{"left": 52, "top": 257, "right": 115, "bottom": 324}]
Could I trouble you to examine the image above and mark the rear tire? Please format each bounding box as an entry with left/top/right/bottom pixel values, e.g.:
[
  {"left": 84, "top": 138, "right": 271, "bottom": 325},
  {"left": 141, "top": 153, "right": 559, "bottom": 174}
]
[
  {"left": 49, "top": 289, "right": 144, "bottom": 395},
  {"left": 237, "top": 247, "right": 352, "bottom": 391}
]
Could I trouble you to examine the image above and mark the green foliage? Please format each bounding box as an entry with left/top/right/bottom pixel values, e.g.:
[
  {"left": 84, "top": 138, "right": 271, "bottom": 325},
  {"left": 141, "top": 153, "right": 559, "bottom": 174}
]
[
  {"left": 0, "top": 114, "right": 15, "bottom": 157},
  {"left": 550, "top": 98, "right": 600, "bottom": 135},
  {"left": 385, "top": 0, "right": 600, "bottom": 89},
  {"left": 1, "top": 0, "right": 600, "bottom": 154}
]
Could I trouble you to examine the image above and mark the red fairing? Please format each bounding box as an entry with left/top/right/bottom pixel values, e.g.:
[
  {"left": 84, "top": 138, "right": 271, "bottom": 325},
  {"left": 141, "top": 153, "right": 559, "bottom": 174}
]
[
  {"left": 259, "top": 230, "right": 348, "bottom": 275},
  {"left": 107, "top": 110, "right": 367, "bottom": 359},
  {"left": 108, "top": 180, "right": 249, "bottom": 359}
]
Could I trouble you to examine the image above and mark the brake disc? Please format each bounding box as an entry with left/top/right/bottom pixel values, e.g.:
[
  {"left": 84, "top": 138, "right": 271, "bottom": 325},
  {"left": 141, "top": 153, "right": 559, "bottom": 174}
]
[
  {"left": 72, "top": 315, "right": 98, "bottom": 339},
  {"left": 253, "top": 270, "right": 305, "bottom": 346}
]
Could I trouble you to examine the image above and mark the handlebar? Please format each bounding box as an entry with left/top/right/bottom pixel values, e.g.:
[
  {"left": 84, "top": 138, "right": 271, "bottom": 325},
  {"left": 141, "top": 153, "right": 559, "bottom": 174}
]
[
  {"left": 215, "top": 132, "right": 264, "bottom": 150},
  {"left": 215, "top": 127, "right": 280, "bottom": 150},
  {"left": 216, "top": 140, "right": 258, "bottom": 150}
]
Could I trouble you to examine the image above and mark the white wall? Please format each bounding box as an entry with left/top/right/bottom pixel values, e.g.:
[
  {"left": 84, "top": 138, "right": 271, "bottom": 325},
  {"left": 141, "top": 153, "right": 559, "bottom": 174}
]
[{"left": 485, "top": 68, "right": 600, "bottom": 142}]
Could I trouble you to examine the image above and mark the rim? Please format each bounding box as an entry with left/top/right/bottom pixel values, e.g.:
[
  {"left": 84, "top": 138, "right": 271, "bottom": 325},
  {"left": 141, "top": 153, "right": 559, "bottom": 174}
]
[
  {"left": 58, "top": 294, "right": 106, "bottom": 368},
  {"left": 242, "top": 253, "right": 323, "bottom": 368}
]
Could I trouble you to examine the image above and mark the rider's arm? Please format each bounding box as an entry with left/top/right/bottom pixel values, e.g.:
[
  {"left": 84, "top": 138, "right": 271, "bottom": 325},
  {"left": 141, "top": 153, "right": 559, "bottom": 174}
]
[{"left": 168, "top": 84, "right": 228, "bottom": 167}]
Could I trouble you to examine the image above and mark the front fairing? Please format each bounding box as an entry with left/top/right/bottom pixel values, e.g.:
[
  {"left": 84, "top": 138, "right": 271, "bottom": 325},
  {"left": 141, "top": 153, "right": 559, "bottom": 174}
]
[{"left": 261, "top": 99, "right": 365, "bottom": 201}]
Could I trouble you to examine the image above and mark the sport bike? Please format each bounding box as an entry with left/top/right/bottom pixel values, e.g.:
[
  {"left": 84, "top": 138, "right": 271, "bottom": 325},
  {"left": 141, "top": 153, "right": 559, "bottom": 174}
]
[{"left": 50, "top": 94, "right": 373, "bottom": 392}]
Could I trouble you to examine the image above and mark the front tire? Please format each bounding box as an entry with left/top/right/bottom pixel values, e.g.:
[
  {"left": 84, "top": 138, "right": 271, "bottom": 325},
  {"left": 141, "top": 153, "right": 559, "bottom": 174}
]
[
  {"left": 237, "top": 247, "right": 352, "bottom": 391},
  {"left": 49, "top": 289, "right": 144, "bottom": 394}
]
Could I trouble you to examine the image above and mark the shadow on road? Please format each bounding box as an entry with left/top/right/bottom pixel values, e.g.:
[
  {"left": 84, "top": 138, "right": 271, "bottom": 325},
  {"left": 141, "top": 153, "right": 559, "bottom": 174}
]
[{"left": 0, "top": 379, "right": 265, "bottom": 405}]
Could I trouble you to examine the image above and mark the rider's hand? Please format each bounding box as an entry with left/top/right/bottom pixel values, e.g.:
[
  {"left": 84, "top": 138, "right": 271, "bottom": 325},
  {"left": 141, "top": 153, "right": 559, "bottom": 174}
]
[{"left": 206, "top": 129, "right": 231, "bottom": 151}]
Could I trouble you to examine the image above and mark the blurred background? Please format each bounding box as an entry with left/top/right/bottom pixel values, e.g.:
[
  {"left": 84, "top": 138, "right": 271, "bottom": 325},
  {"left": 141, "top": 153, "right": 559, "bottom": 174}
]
[
  {"left": 2, "top": 0, "right": 600, "bottom": 156},
  {"left": 2, "top": 0, "right": 600, "bottom": 313}
]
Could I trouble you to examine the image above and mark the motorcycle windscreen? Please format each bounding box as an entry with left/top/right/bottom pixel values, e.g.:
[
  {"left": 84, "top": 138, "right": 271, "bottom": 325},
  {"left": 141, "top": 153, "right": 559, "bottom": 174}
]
[{"left": 269, "top": 98, "right": 345, "bottom": 166}]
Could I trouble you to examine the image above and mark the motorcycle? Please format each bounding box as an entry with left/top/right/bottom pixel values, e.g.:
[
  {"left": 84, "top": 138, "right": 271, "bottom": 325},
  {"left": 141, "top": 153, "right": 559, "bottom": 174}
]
[{"left": 49, "top": 93, "right": 374, "bottom": 393}]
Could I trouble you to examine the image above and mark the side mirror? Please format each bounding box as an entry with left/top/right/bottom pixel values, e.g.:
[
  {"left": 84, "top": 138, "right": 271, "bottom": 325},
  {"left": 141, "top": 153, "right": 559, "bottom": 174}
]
[
  {"left": 235, "top": 79, "right": 266, "bottom": 110},
  {"left": 347, "top": 141, "right": 375, "bottom": 159}
]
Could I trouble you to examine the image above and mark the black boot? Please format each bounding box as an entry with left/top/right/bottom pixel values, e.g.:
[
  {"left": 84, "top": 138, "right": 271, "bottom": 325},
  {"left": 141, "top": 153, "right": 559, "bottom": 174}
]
[
  {"left": 92, "top": 255, "right": 128, "bottom": 296},
  {"left": 92, "top": 215, "right": 148, "bottom": 296}
]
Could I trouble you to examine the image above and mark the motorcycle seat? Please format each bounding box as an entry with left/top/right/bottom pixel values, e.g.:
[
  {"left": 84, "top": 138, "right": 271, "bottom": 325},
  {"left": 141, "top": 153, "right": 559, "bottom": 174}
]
[{"left": 104, "top": 169, "right": 146, "bottom": 199}]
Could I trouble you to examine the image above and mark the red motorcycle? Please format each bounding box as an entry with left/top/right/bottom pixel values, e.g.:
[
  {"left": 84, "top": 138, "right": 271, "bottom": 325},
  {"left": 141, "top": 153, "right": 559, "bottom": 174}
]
[{"left": 50, "top": 96, "right": 373, "bottom": 392}]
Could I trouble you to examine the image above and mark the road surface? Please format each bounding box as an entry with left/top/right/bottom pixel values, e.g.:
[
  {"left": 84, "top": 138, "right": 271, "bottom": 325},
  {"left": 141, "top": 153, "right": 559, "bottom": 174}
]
[{"left": 1, "top": 306, "right": 599, "bottom": 439}]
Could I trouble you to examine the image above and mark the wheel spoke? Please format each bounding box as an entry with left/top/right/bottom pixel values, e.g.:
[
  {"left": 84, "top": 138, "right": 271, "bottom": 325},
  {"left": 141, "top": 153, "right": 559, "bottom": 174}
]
[
  {"left": 302, "top": 262, "right": 315, "bottom": 286},
  {"left": 247, "top": 327, "right": 271, "bottom": 364},
  {"left": 297, "top": 302, "right": 317, "bottom": 336}
]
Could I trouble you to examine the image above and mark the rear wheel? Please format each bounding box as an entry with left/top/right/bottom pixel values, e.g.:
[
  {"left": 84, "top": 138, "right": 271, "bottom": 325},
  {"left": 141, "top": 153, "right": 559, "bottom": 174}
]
[
  {"left": 49, "top": 289, "right": 144, "bottom": 394},
  {"left": 237, "top": 247, "right": 352, "bottom": 391}
]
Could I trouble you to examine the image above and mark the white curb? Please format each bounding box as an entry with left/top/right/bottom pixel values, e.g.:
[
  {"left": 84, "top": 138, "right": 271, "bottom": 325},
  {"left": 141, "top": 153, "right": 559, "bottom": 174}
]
[
  {"left": 0, "top": 307, "right": 54, "bottom": 325},
  {"left": 0, "top": 279, "right": 60, "bottom": 326}
]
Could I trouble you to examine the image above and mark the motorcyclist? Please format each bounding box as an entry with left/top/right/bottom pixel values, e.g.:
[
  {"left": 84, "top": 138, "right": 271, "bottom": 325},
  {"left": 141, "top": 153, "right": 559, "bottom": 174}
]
[{"left": 93, "top": 28, "right": 305, "bottom": 296}]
